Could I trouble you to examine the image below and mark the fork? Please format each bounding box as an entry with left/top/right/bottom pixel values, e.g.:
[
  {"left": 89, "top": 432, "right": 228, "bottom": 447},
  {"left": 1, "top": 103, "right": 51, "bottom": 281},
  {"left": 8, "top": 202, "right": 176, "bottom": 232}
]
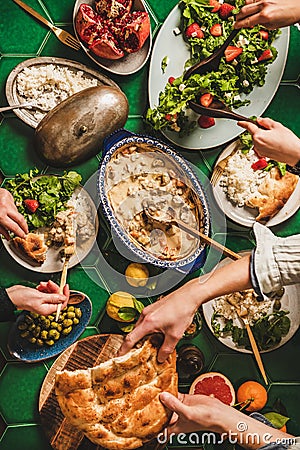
[
  {"left": 12, "top": 0, "right": 81, "bottom": 51},
  {"left": 211, "top": 142, "right": 241, "bottom": 186}
]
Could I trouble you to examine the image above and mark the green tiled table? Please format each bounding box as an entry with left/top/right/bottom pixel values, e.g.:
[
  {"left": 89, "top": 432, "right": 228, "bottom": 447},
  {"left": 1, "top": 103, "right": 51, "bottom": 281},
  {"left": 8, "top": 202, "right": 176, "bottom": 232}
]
[{"left": 0, "top": 1, "right": 299, "bottom": 449}]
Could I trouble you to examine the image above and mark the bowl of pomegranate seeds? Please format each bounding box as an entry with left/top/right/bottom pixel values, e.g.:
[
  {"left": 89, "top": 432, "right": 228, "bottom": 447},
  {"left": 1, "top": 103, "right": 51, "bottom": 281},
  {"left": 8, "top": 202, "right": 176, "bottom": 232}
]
[{"left": 73, "top": 0, "right": 152, "bottom": 75}]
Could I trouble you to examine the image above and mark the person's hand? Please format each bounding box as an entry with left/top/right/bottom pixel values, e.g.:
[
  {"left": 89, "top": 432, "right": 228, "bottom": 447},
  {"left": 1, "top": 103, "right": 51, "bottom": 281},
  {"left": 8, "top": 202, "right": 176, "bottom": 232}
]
[
  {"left": 238, "top": 117, "right": 300, "bottom": 165},
  {"left": 6, "top": 280, "right": 69, "bottom": 315},
  {"left": 160, "top": 393, "right": 229, "bottom": 435},
  {"left": 118, "top": 280, "right": 200, "bottom": 362},
  {"left": 0, "top": 188, "right": 28, "bottom": 239},
  {"left": 234, "top": 0, "right": 300, "bottom": 30}
]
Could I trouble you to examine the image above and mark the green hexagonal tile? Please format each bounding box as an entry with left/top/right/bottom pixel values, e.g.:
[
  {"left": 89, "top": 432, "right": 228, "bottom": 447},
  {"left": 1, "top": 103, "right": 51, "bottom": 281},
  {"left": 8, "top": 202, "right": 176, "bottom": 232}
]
[
  {"left": 66, "top": 267, "right": 109, "bottom": 325},
  {"left": 0, "top": 424, "right": 52, "bottom": 450},
  {"left": 39, "top": 27, "right": 82, "bottom": 58},
  {"left": 148, "top": 0, "right": 178, "bottom": 23},
  {"left": 263, "top": 328, "right": 300, "bottom": 382},
  {"left": 40, "top": 0, "right": 74, "bottom": 24},
  {"left": 210, "top": 353, "right": 270, "bottom": 387},
  {"left": 0, "top": 414, "right": 6, "bottom": 441},
  {"left": 282, "top": 26, "right": 300, "bottom": 82},
  {"left": 0, "top": 362, "right": 47, "bottom": 423},
  {"left": 0, "top": 322, "right": 17, "bottom": 362},
  {"left": 0, "top": 57, "right": 30, "bottom": 105},
  {"left": 264, "top": 85, "right": 300, "bottom": 136},
  {"left": 1, "top": 1, "right": 48, "bottom": 55},
  {"left": 0, "top": 119, "right": 45, "bottom": 176}
]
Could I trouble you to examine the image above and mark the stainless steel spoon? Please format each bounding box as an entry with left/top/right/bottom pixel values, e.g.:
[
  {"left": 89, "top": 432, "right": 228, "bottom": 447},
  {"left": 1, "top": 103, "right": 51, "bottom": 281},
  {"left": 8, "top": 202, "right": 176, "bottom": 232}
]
[{"left": 0, "top": 103, "right": 49, "bottom": 113}]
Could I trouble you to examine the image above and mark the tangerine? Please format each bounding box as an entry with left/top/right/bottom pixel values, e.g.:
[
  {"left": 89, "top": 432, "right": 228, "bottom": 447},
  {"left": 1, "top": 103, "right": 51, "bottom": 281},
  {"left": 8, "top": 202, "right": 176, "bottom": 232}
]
[{"left": 237, "top": 381, "right": 267, "bottom": 412}]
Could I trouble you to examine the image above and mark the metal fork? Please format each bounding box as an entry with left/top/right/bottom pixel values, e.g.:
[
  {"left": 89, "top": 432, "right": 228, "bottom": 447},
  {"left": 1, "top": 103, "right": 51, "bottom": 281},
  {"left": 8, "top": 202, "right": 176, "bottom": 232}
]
[
  {"left": 211, "top": 141, "right": 241, "bottom": 186},
  {"left": 12, "top": 0, "right": 81, "bottom": 51}
]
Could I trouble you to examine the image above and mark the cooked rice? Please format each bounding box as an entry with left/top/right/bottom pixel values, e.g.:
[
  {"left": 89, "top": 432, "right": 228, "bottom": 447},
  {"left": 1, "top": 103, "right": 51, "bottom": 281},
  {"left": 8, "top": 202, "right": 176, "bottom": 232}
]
[
  {"left": 16, "top": 64, "right": 98, "bottom": 121},
  {"left": 220, "top": 148, "right": 268, "bottom": 207}
]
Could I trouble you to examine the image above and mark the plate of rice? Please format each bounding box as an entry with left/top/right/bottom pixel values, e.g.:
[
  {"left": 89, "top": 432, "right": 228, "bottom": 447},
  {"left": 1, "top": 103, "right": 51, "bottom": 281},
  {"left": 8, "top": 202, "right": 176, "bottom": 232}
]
[
  {"left": 5, "top": 57, "right": 118, "bottom": 128},
  {"left": 212, "top": 139, "right": 300, "bottom": 227}
]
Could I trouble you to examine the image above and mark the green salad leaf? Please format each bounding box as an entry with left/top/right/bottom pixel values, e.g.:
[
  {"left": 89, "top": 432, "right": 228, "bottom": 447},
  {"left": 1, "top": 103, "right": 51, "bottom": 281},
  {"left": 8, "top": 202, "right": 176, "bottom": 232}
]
[
  {"left": 146, "top": 0, "right": 281, "bottom": 134},
  {"left": 161, "top": 56, "right": 169, "bottom": 73},
  {"left": 5, "top": 169, "right": 82, "bottom": 231},
  {"left": 212, "top": 310, "right": 290, "bottom": 351}
]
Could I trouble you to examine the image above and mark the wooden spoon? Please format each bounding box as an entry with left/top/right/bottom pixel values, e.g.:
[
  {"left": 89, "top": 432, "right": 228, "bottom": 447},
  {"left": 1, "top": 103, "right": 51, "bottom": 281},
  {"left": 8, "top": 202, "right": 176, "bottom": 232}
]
[
  {"left": 188, "top": 97, "right": 264, "bottom": 126},
  {"left": 183, "top": 29, "right": 239, "bottom": 80},
  {"left": 144, "top": 207, "right": 240, "bottom": 260}
]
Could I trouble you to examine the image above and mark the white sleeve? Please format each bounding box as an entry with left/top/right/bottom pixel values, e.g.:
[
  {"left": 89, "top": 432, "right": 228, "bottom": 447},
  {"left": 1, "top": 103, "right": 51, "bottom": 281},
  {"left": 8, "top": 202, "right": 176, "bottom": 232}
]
[{"left": 253, "top": 223, "right": 300, "bottom": 297}]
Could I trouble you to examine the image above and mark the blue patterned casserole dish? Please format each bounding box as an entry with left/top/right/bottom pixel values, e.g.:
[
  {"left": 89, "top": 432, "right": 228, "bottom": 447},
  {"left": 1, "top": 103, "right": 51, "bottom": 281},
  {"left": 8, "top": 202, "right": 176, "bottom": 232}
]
[{"left": 98, "top": 129, "right": 210, "bottom": 273}]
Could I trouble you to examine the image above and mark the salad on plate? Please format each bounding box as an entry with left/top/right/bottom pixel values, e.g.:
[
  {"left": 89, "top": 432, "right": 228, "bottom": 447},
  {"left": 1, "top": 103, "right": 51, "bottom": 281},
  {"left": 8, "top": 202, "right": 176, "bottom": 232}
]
[{"left": 146, "top": 0, "right": 280, "bottom": 135}]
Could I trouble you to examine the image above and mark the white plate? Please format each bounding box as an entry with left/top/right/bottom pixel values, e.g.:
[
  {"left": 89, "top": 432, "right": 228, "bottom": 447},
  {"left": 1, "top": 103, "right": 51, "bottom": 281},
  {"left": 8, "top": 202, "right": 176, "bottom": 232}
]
[
  {"left": 72, "top": 0, "right": 152, "bottom": 76},
  {"left": 5, "top": 56, "right": 119, "bottom": 128},
  {"left": 148, "top": 5, "right": 289, "bottom": 150},
  {"left": 2, "top": 186, "right": 99, "bottom": 273},
  {"left": 202, "top": 253, "right": 300, "bottom": 353},
  {"left": 212, "top": 140, "right": 300, "bottom": 227}
]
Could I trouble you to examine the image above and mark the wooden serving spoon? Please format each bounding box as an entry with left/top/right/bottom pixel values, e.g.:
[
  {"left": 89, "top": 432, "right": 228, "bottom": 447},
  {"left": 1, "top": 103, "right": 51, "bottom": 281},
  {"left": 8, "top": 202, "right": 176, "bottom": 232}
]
[
  {"left": 144, "top": 207, "right": 240, "bottom": 260},
  {"left": 183, "top": 29, "right": 239, "bottom": 79},
  {"left": 188, "top": 97, "right": 263, "bottom": 125}
]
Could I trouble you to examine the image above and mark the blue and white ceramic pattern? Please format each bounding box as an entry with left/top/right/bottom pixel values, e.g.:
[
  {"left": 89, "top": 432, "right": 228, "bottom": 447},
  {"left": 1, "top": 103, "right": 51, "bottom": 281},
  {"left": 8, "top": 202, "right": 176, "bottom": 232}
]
[
  {"left": 98, "top": 129, "right": 211, "bottom": 272},
  {"left": 7, "top": 291, "right": 92, "bottom": 363}
]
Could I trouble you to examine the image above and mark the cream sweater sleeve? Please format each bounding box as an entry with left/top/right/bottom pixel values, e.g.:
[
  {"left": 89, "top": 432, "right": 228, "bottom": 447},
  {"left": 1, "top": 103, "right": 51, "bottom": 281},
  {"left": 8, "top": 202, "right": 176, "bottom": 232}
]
[{"left": 253, "top": 223, "right": 300, "bottom": 297}]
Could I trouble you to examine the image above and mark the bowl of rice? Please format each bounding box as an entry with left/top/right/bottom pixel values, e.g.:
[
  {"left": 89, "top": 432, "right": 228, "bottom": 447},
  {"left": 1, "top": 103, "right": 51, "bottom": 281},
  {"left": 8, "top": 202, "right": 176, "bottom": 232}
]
[{"left": 5, "top": 57, "right": 118, "bottom": 128}]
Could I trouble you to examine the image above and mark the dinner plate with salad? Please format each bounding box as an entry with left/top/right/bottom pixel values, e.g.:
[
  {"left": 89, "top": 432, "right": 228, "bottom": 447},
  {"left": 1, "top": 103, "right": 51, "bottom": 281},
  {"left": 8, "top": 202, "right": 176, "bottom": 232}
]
[
  {"left": 202, "top": 253, "right": 300, "bottom": 353},
  {"left": 212, "top": 135, "right": 300, "bottom": 227},
  {"left": 147, "top": 0, "right": 289, "bottom": 150},
  {"left": 2, "top": 170, "right": 98, "bottom": 273}
]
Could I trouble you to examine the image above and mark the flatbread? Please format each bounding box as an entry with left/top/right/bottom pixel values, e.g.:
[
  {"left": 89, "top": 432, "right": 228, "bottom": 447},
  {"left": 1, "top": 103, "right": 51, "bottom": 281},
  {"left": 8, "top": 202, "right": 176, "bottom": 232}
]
[
  {"left": 13, "top": 232, "right": 47, "bottom": 263},
  {"left": 55, "top": 337, "right": 178, "bottom": 450},
  {"left": 246, "top": 167, "right": 298, "bottom": 223}
]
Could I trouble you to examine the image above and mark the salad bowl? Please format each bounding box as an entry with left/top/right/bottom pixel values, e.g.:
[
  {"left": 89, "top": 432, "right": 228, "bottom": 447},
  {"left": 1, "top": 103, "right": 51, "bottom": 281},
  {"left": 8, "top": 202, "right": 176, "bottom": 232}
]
[{"left": 98, "top": 129, "right": 211, "bottom": 273}]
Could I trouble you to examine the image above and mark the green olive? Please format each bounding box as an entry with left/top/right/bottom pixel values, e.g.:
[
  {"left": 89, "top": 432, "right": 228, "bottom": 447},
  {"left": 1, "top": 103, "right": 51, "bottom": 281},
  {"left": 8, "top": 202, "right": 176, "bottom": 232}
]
[
  {"left": 62, "top": 326, "right": 72, "bottom": 335},
  {"left": 45, "top": 339, "right": 55, "bottom": 346},
  {"left": 36, "top": 339, "right": 44, "bottom": 347},
  {"left": 20, "top": 331, "right": 30, "bottom": 338},
  {"left": 48, "top": 315, "right": 54, "bottom": 321},
  {"left": 28, "top": 337, "right": 37, "bottom": 344},
  {"left": 51, "top": 322, "right": 59, "bottom": 329},
  {"left": 25, "top": 315, "right": 33, "bottom": 324},
  {"left": 63, "top": 319, "right": 73, "bottom": 328},
  {"left": 57, "top": 324, "right": 62, "bottom": 332},
  {"left": 40, "top": 330, "right": 48, "bottom": 340},
  {"left": 68, "top": 306, "right": 75, "bottom": 312},
  {"left": 73, "top": 318, "right": 79, "bottom": 325},
  {"left": 75, "top": 308, "right": 82, "bottom": 318},
  {"left": 28, "top": 323, "right": 36, "bottom": 331},
  {"left": 18, "top": 322, "right": 28, "bottom": 331},
  {"left": 66, "top": 311, "right": 76, "bottom": 319},
  {"left": 32, "top": 326, "right": 41, "bottom": 338},
  {"left": 29, "top": 312, "right": 39, "bottom": 319},
  {"left": 48, "top": 329, "right": 60, "bottom": 341}
]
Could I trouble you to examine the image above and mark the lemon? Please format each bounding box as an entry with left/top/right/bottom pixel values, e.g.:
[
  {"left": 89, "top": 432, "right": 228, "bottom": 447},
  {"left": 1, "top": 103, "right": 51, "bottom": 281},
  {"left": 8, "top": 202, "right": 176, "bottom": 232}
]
[
  {"left": 106, "top": 291, "right": 136, "bottom": 322},
  {"left": 125, "top": 263, "right": 149, "bottom": 287}
]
